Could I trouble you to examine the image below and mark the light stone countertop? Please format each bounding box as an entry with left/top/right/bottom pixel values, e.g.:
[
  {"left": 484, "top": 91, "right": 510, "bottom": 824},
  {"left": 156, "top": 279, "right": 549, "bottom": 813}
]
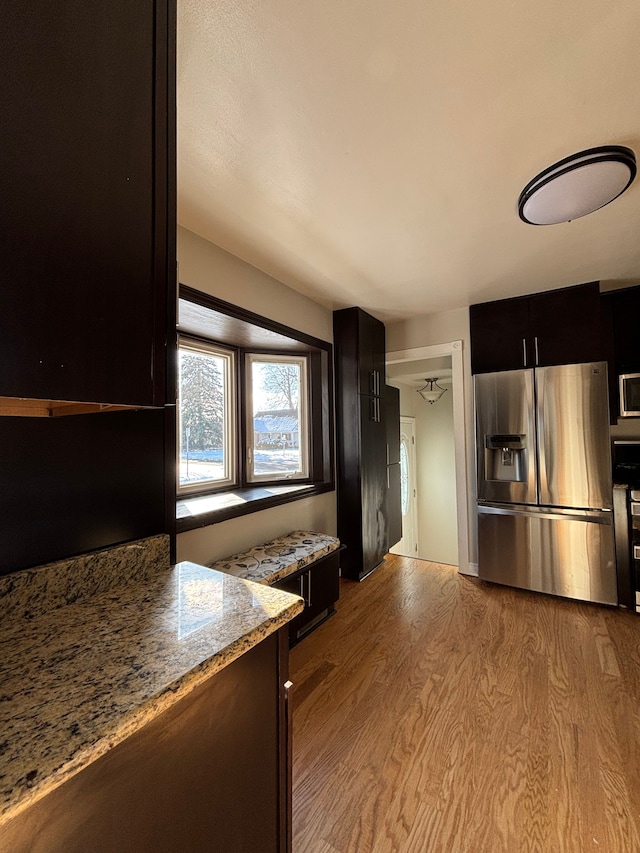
[{"left": 0, "top": 548, "right": 303, "bottom": 826}]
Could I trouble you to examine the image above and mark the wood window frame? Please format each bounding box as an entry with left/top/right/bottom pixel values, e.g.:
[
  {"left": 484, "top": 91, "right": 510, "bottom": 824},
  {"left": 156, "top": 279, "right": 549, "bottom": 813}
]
[
  {"left": 245, "top": 352, "right": 310, "bottom": 484},
  {"left": 174, "top": 286, "right": 334, "bottom": 533},
  {"left": 177, "top": 336, "right": 237, "bottom": 495}
]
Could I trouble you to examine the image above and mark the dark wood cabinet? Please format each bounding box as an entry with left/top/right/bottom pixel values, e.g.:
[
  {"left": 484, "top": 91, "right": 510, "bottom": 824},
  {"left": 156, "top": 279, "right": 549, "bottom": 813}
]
[
  {"left": 0, "top": 0, "right": 176, "bottom": 408},
  {"left": 386, "top": 385, "right": 401, "bottom": 464},
  {"left": 356, "top": 308, "right": 386, "bottom": 396},
  {"left": 528, "top": 284, "right": 602, "bottom": 368},
  {"left": 386, "top": 463, "right": 402, "bottom": 551},
  {"left": 1, "top": 630, "right": 291, "bottom": 853},
  {"left": 275, "top": 549, "right": 342, "bottom": 644},
  {"left": 470, "top": 282, "right": 602, "bottom": 374},
  {"left": 359, "top": 396, "right": 388, "bottom": 572},
  {"left": 334, "top": 307, "right": 389, "bottom": 581},
  {"left": 0, "top": 0, "right": 176, "bottom": 573},
  {"left": 386, "top": 386, "right": 402, "bottom": 550},
  {"left": 609, "top": 286, "right": 640, "bottom": 374},
  {"left": 601, "top": 285, "right": 640, "bottom": 421},
  {"left": 469, "top": 296, "right": 530, "bottom": 373},
  {"left": 334, "top": 306, "right": 385, "bottom": 402}
]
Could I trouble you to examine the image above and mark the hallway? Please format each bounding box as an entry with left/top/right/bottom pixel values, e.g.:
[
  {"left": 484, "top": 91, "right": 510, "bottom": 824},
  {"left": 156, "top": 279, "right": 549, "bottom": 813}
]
[{"left": 291, "top": 555, "right": 640, "bottom": 852}]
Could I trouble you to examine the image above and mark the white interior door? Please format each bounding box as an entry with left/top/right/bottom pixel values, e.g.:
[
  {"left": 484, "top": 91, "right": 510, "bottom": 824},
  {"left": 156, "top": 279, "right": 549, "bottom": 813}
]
[{"left": 391, "top": 417, "right": 418, "bottom": 558}]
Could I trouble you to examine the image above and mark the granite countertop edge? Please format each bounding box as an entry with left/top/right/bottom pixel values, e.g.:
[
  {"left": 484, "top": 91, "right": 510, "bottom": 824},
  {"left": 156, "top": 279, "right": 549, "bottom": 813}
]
[
  {"left": 3, "top": 594, "right": 303, "bottom": 826},
  {"left": 0, "top": 543, "right": 304, "bottom": 827}
]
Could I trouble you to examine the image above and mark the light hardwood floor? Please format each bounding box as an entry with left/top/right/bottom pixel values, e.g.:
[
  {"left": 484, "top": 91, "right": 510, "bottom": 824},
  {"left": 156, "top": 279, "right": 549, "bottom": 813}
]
[{"left": 290, "top": 555, "right": 640, "bottom": 853}]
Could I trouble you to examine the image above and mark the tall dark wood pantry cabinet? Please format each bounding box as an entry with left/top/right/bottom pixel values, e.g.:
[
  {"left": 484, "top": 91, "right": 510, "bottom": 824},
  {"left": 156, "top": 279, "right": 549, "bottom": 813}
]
[{"left": 333, "top": 307, "right": 389, "bottom": 581}]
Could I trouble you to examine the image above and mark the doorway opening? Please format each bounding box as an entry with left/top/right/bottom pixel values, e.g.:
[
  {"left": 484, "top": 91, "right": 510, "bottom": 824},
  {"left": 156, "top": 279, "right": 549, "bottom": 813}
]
[
  {"left": 390, "top": 416, "right": 418, "bottom": 558},
  {"left": 386, "top": 341, "right": 470, "bottom": 574}
]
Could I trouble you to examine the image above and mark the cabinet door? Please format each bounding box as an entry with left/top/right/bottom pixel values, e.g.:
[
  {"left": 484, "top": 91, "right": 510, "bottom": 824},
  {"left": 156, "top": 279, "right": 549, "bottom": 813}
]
[
  {"left": 611, "top": 286, "right": 640, "bottom": 373},
  {"left": 600, "top": 285, "right": 640, "bottom": 422},
  {"left": 0, "top": 1, "right": 172, "bottom": 406},
  {"left": 306, "top": 553, "right": 340, "bottom": 621},
  {"left": 387, "top": 463, "right": 402, "bottom": 550},
  {"left": 1, "top": 631, "right": 288, "bottom": 853},
  {"left": 385, "top": 385, "right": 401, "bottom": 464},
  {"left": 358, "top": 309, "right": 386, "bottom": 396},
  {"left": 360, "top": 394, "right": 388, "bottom": 574},
  {"left": 470, "top": 296, "right": 530, "bottom": 373},
  {"left": 529, "top": 282, "right": 601, "bottom": 367}
]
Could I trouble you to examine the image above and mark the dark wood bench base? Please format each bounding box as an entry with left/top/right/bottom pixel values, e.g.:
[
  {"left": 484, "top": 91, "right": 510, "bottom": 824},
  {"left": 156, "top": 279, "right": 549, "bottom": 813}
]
[{"left": 274, "top": 548, "right": 343, "bottom": 645}]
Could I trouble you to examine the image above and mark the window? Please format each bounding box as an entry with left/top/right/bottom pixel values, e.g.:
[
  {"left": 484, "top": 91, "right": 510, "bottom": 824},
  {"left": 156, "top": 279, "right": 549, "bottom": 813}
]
[
  {"left": 247, "top": 354, "right": 309, "bottom": 482},
  {"left": 175, "top": 286, "right": 334, "bottom": 530},
  {"left": 178, "top": 338, "right": 235, "bottom": 493}
]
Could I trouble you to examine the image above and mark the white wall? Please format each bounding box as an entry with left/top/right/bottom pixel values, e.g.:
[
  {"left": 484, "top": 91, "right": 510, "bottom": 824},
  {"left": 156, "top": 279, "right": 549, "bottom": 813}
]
[
  {"left": 413, "top": 381, "right": 458, "bottom": 565},
  {"left": 177, "top": 492, "right": 336, "bottom": 565},
  {"left": 176, "top": 226, "right": 336, "bottom": 563},
  {"left": 386, "top": 307, "right": 478, "bottom": 565},
  {"left": 178, "top": 227, "right": 333, "bottom": 341},
  {"left": 388, "top": 376, "right": 458, "bottom": 566},
  {"left": 390, "top": 380, "right": 417, "bottom": 419}
]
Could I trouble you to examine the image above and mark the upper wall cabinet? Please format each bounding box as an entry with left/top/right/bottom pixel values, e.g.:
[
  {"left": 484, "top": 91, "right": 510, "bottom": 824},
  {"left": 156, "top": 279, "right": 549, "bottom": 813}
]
[
  {"left": 470, "top": 282, "right": 602, "bottom": 374},
  {"left": 608, "top": 286, "right": 640, "bottom": 374},
  {"left": 334, "top": 307, "right": 386, "bottom": 399},
  {"left": 0, "top": 1, "right": 176, "bottom": 411},
  {"left": 600, "top": 284, "right": 640, "bottom": 421}
]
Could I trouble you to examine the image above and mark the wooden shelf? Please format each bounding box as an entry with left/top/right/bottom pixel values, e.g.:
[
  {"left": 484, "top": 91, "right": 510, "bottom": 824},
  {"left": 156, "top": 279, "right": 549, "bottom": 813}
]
[{"left": 0, "top": 397, "right": 144, "bottom": 418}]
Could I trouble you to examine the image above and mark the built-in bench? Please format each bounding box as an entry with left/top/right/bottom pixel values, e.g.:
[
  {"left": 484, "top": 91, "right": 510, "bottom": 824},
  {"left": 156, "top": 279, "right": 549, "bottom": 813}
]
[{"left": 209, "top": 531, "right": 343, "bottom": 644}]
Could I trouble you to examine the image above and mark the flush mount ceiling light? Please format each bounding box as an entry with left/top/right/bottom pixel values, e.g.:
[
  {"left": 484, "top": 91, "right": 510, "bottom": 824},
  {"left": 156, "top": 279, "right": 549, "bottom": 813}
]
[
  {"left": 417, "top": 378, "right": 447, "bottom": 404},
  {"left": 518, "top": 145, "right": 636, "bottom": 225}
]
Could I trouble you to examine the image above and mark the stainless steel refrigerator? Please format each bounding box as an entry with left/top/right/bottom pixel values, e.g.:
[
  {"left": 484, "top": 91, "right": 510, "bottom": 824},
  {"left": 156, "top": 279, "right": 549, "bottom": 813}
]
[{"left": 475, "top": 362, "right": 617, "bottom": 605}]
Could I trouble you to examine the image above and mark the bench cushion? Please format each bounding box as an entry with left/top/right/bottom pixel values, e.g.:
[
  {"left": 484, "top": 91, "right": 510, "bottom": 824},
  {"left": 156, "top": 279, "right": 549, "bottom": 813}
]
[{"left": 208, "top": 531, "right": 340, "bottom": 586}]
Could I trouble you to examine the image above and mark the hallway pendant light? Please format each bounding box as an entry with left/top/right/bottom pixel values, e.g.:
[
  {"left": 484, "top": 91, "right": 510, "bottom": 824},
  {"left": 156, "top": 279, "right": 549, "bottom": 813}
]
[
  {"left": 417, "top": 378, "right": 447, "bottom": 404},
  {"left": 518, "top": 145, "right": 636, "bottom": 225}
]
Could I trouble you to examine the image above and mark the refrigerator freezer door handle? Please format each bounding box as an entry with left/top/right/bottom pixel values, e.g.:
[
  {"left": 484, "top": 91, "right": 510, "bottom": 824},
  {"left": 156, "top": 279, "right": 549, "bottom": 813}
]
[
  {"left": 478, "top": 503, "right": 612, "bottom": 523},
  {"left": 534, "top": 336, "right": 539, "bottom": 365},
  {"left": 522, "top": 338, "right": 527, "bottom": 367}
]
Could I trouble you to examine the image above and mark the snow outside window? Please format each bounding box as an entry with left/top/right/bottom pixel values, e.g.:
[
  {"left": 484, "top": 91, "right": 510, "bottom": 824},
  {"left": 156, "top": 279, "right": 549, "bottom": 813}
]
[
  {"left": 246, "top": 354, "right": 309, "bottom": 482},
  {"left": 178, "top": 338, "right": 236, "bottom": 492}
]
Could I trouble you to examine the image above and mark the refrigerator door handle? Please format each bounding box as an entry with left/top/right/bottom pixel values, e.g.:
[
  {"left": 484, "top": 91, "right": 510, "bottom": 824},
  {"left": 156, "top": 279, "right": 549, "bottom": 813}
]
[
  {"left": 478, "top": 503, "right": 612, "bottom": 523},
  {"left": 534, "top": 335, "right": 539, "bottom": 365},
  {"left": 522, "top": 337, "right": 527, "bottom": 367}
]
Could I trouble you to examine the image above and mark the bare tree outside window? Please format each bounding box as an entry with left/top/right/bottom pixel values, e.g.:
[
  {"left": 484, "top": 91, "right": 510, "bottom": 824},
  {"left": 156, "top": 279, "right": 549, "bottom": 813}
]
[
  {"left": 260, "top": 363, "right": 299, "bottom": 409},
  {"left": 178, "top": 344, "right": 233, "bottom": 488},
  {"left": 249, "top": 357, "right": 308, "bottom": 480}
]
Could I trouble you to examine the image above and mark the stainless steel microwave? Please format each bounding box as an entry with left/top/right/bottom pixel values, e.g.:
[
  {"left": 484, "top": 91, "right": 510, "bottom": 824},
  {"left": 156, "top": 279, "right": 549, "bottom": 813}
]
[{"left": 620, "top": 373, "right": 640, "bottom": 417}]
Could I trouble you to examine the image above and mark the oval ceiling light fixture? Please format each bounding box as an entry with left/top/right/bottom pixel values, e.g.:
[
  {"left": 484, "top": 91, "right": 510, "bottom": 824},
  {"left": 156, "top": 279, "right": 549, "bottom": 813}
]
[{"left": 518, "top": 145, "right": 636, "bottom": 225}]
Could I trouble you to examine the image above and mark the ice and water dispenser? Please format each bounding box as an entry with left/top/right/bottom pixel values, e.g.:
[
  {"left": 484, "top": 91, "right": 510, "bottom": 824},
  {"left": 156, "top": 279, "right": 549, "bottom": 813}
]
[
  {"left": 484, "top": 434, "right": 527, "bottom": 483},
  {"left": 475, "top": 369, "right": 538, "bottom": 504}
]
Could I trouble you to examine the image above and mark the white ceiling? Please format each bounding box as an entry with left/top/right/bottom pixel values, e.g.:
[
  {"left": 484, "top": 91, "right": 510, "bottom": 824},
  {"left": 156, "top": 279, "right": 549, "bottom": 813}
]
[{"left": 177, "top": 0, "right": 640, "bottom": 324}]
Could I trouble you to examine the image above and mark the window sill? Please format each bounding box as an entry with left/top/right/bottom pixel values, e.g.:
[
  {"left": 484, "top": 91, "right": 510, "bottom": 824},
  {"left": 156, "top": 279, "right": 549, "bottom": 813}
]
[{"left": 176, "top": 482, "right": 334, "bottom": 533}]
